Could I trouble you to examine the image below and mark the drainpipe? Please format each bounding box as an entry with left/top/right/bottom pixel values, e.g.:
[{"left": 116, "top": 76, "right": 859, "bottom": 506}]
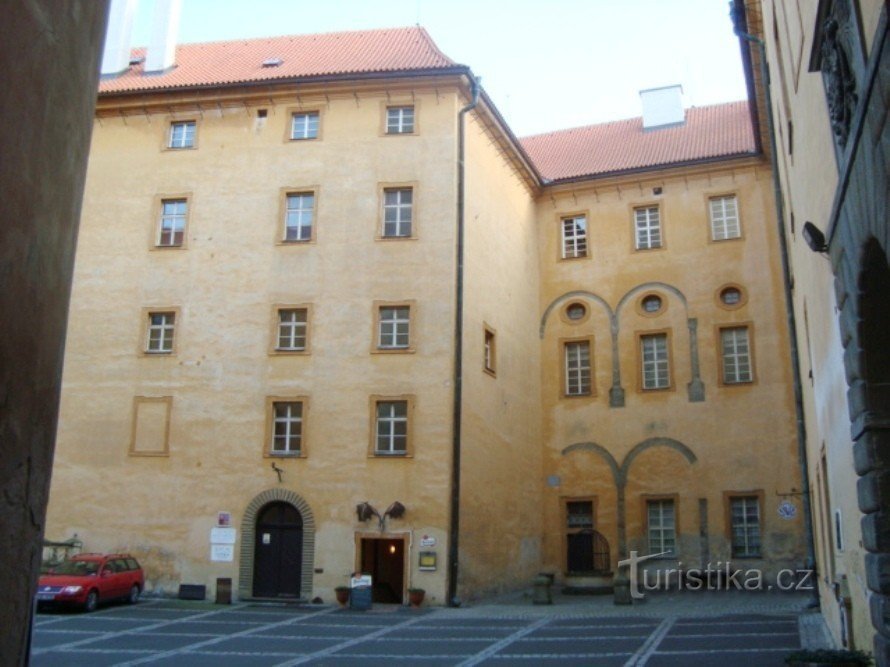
[
  {"left": 731, "top": 1, "right": 818, "bottom": 603},
  {"left": 447, "top": 73, "right": 480, "bottom": 608}
]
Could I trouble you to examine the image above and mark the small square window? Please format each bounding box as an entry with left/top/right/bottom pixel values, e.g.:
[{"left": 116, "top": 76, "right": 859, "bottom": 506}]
[
  {"left": 378, "top": 306, "right": 410, "bottom": 349},
  {"left": 277, "top": 308, "right": 308, "bottom": 351},
  {"left": 382, "top": 188, "right": 413, "bottom": 238},
  {"left": 386, "top": 106, "right": 415, "bottom": 134},
  {"left": 146, "top": 312, "right": 175, "bottom": 353},
  {"left": 271, "top": 401, "right": 303, "bottom": 456},
  {"left": 710, "top": 195, "right": 741, "bottom": 240},
  {"left": 291, "top": 112, "right": 319, "bottom": 140},
  {"left": 634, "top": 206, "right": 662, "bottom": 250},
  {"left": 157, "top": 199, "right": 187, "bottom": 247},
  {"left": 562, "top": 216, "right": 588, "bottom": 259},
  {"left": 375, "top": 400, "right": 409, "bottom": 455},
  {"left": 168, "top": 121, "right": 195, "bottom": 149},
  {"left": 284, "top": 192, "right": 314, "bottom": 242}
]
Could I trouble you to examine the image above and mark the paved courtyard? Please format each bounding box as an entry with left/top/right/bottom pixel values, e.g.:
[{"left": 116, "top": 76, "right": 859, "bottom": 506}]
[{"left": 31, "top": 591, "right": 828, "bottom": 666}]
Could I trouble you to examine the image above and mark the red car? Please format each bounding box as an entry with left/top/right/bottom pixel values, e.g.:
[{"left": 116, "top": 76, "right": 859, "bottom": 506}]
[{"left": 36, "top": 554, "right": 144, "bottom": 612}]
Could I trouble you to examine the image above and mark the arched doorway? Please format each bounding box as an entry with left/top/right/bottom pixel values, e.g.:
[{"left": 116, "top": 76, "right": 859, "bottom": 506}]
[{"left": 252, "top": 502, "right": 303, "bottom": 598}]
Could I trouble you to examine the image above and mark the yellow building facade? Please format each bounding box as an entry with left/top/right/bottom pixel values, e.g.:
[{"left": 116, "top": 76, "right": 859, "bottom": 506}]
[{"left": 47, "top": 25, "right": 806, "bottom": 606}]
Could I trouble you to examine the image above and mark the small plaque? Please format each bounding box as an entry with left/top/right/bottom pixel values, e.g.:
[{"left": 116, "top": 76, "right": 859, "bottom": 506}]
[{"left": 419, "top": 551, "right": 437, "bottom": 571}]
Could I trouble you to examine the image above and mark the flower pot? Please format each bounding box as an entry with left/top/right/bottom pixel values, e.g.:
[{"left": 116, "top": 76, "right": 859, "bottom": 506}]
[
  {"left": 335, "top": 587, "right": 350, "bottom": 606},
  {"left": 408, "top": 589, "right": 425, "bottom": 607}
]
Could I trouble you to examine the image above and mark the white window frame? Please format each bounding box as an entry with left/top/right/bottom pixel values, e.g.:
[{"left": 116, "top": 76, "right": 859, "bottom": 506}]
[
  {"left": 382, "top": 188, "right": 413, "bottom": 238},
  {"left": 641, "top": 333, "right": 670, "bottom": 389},
  {"left": 562, "top": 215, "right": 588, "bottom": 259},
  {"left": 158, "top": 199, "right": 187, "bottom": 247},
  {"left": 634, "top": 206, "right": 662, "bottom": 250},
  {"left": 730, "top": 496, "right": 762, "bottom": 557},
  {"left": 284, "top": 192, "right": 314, "bottom": 242},
  {"left": 565, "top": 340, "right": 591, "bottom": 396},
  {"left": 709, "top": 195, "right": 741, "bottom": 240},
  {"left": 290, "top": 111, "right": 319, "bottom": 140},
  {"left": 277, "top": 309, "right": 307, "bottom": 351},
  {"left": 386, "top": 106, "right": 414, "bottom": 134},
  {"left": 375, "top": 400, "right": 408, "bottom": 455},
  {"left": 146, "top": 312, "right": 175, "bottom": 353},
  {"left": 168, "top": 121, "right": 195, "bottom": 149},
  {"left": 647, "top": 499, "right": 676, "bottom": 555},
  {"left": 271, "top": 401, "right": 303, "bottom": 455},
  {"left": 721, "top": 326, "right": 753, "bottom": 384},
  {"left": 378, "top": 306, "right": 410, "bottom": 349}
]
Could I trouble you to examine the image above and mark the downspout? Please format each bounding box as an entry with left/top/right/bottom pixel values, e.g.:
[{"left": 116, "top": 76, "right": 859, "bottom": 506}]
[
  {"left": 447, "top": 73, "right": 480, "bottom": 607},
  {"left": 731, "top": 1, "right": 818, "bottom": 602}
]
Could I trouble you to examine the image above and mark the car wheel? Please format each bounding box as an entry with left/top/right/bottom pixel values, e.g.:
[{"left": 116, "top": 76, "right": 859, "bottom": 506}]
[
  {"left": 128, "top": 585, "right": 140, "bottom": 604},
  {"left": 84, "top": 590, "right": 99, "bottom": 613}
]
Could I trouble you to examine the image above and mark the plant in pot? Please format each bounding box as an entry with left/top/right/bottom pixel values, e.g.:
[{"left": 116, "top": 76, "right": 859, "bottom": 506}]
[
  {"left": 407, "top": 587, "right": 425, "bottom": 607},
  {"left": 784, "top": 648, "right": 872, "bottom": 666},
  {"left": 334, "top": 586, "right": 350, "bottom": 606}
]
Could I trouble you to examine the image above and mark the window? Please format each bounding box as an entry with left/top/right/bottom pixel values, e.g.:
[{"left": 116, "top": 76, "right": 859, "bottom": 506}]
[
  {"left": 284, "top": 192, "right": 314, "bottom": 242},
  {"left": 271, "top": 401, "right": 303, "bottom": 456},
  {"left": 719, "top": 286, "right": 743, "bottom": 306},
  {"left": 382, "top": 188, "right": 413, "bottom": 238},
  {"left": 647, "top": 499, "right": 676, "bottom": 556},
  {"left": 277, "top": 308, "right": 308, "bottom": 351},
  {"left": 634, "top": 206, "right": 662, "bottom": 250},
  {"left": 386, "top": 106, "right": 414, "bottom": 134},
  {"left": 641, "top": 294, "right": 663, "bottom": 314},
  {"left": 720, "top": 326, "right": 753, "bottom": 384},
  {"left": 146, "top": 312, "right": 175, "bottom": 353},
  {"left": 375, "top": 400, "right": 408, "bottom": 455},
  {"left": 484, "top": 326, "right": 496, "bottom": 375},
  {"left": 561, "top": 215, "right": 588, "bottom": 259},
  {"left": 378, "top": 306, "right": 410, "bottom": 350},
  {"left": 640, "top": 333, "right": 670, "bottom": 389},
  {"left": 566, "top": 303, "right": 587, "bottom": 321},
  {"left": 710, "top": 195, "right": 741, "bottom": 240},
  {"left": 564, "top": 340, "right": 591, "bottom": 396},
  {"left": 157, "top": 199, "right": 187, "bottom": 247},
  {"left": 168, "top": 121, "right": 195, "bottom": 149},
  {"left": 290, "top": 111, "right": 319, "bottom": 140},
  {"left": 730, "top": 495, "right": 761, "bottom": 557},
  {"left": 565, "top": 499, "right": 607, "bottom": 574}
]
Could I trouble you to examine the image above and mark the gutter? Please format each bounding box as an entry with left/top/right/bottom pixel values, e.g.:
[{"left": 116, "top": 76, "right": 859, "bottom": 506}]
[
  {"left": 447, "top": 72, "right": 480, "bottom": 608},
  {"left": 731, "top": 0, "right": 818, "bottom": 600}
]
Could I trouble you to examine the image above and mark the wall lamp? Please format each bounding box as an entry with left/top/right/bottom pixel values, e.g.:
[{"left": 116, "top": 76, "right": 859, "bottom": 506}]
[{"left": 802, "top": 221, "right": 829, "bottom": 253}]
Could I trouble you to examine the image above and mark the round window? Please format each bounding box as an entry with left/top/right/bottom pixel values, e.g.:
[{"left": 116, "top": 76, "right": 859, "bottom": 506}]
[
  {"left": 641, "top": 295, "right": 662, "bottom": 313},
  {"left": 566, "top": 303, "right": 587, "bottom": 321},
  {"left": 720, "top": 287, "right": 742, "bottom": 306}
]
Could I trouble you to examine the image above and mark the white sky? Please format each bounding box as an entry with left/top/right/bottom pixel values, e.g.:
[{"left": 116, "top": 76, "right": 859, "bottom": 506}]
[{"left": 130, "top": 0, "right": 748, "bottom": 137}]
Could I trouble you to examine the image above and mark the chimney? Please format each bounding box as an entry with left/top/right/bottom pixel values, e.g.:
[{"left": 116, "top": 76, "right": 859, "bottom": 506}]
[
  {"left": 100, "top": 0, "right": 139, "bottom": 76},
  {"left": 144, "top": 0, "right": 182, "bottom": 73},
  {"left": 640, "top": 85, "right": 685, "bottom": 130}
]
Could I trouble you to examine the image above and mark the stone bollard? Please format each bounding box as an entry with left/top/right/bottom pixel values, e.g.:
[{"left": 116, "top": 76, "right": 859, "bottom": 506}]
[
  {"left": 532, "top": 574, "right": 553, "bottom": 605},
  {"left": 613, "top": 574, "right": 633, "bottom": 605}
]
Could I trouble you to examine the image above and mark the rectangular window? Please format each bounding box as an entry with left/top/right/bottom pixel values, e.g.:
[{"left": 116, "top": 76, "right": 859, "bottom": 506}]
[
  {"left": 378, "top": 306, "right": 410, "bottom": 349},
  {"left": 730, "top": 496, "right": 761, "bottom": 557},
  {"left": 564, "top": 341, "right": 591, "bottom": 396},
  {"left": 146, "top": 312, "right": 175, "bottom": 353},
  {"left": 168, "top": 121, "right": 195, "bottom": 149},
  {"left": 710, "top": 195, "right": 741, "bottom": 240},
  {"left": 375, "top": 400, "right": 408, "bottom": 455},
  {"left": 158, "top": 199, "right": 187, "bottom": 247},
  {"left": 634, "top": 206, "right": 662, "bottom": 250},
  {"left": 383, "top": 188, "right": 413, "bottom": 238},
  {"left": 484, "top": 326, "right": 496, "bottom": 375},
  {"left": 271, "top": 401, "right": 303, "bottom": 455},
  {"left": 565, "top": 499, "right": 600, "bottom": 574},
  {"left": 721, "top": 326, "right": 753, "bottom": 384},
  {"left": 290, "top": 111, "right": 319, "bottom": 140},
  {"left": 641, "top": 333, "right": 670, "bottom": 389},
  {"left": 647, "top": 499, "right": 676, "bottom": 555},
  {"left": 562, "top": 215, "right": 588, "bottom": 259},
  {"left": 386, "top": 106, "right": 415, "bottom": 134},
  {"left": 284, "top": 192, "right": 314, "bottom": 242},
  {"left": 277, "top": 308, "right": 308, "bottom": 351}
]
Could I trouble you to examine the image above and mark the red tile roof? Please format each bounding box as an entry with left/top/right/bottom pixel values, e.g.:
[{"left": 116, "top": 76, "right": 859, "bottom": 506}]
[
  {"left": 520, "top": 102, "right": 756, "bottom": 181},
  {"left": 99, "top": 26, "right": 457, "bottom": 94}
]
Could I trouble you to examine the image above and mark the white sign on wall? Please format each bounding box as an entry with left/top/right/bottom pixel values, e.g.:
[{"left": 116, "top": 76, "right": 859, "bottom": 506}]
[
  {"left": 211, "top": 527, "right": 237, "bottom": 544},
  {"left": 211, "top": 544, "right": 234, "bottom": 562}
]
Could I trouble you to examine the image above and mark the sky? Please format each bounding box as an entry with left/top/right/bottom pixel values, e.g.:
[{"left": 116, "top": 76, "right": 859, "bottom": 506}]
[{"left": 130, "top": 0, "right": 748, "bottom": 138}]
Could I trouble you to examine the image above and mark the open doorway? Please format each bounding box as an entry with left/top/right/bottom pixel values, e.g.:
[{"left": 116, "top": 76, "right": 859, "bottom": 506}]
[{"left": 358, "top": 536, "right": 406, "bottom": 603}]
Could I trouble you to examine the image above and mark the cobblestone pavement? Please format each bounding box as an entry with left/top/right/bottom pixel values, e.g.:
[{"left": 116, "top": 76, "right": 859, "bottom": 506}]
[{"left": 31, "top": 591, "right": 832, "bottom": 666}]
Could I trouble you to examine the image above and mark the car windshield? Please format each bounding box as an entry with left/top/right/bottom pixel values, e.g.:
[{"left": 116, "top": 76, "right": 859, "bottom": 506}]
[{"left": 53, "top": 559, "right": 100, "bottom": 576}]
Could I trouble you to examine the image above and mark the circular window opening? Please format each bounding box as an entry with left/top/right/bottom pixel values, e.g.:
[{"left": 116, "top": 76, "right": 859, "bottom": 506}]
[
  {"left": 641, "top": 295, "right": 663, "bottom": 313},
  {"left": 566, "top": 303, "right": 587, "bottom": 321},
  {"left": 720, "top": 287, "right": 742, "bottom": 306}
]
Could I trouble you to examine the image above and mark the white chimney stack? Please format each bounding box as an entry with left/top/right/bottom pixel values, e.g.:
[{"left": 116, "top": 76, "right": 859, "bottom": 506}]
[
  {"left": 144, "top": 0, "right": 182, "bottom": 73},
  {"left": 100, "top": 0, "right": 139, "bottom": 76},
  {"left": 640, "top": 85, "right": 685, "bottom": 130}
]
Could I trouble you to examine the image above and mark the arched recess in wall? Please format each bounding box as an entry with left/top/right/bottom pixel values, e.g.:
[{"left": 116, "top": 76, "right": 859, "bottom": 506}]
[
  {"left": 539, "top": 290, "right": 614, "bottom": 339},
  {"left": 239, "top": 488, "right": 316, "bottom": 600}
]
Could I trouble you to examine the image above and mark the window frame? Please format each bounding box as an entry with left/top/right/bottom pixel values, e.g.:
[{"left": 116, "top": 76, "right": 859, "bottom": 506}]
[
  {"left": 714, "top": 283, "right": 748, "bottom": 310},
  {"left": 643, "top": 495, "right": 679, "bottom": 557},
  {"left": 277, "top": 186, "right": 318, "bottom": 244},
  {"left": 632, "top": 204, "right": 664, "bottom": 251},
  {"left": 560, "top": 212, "right": 589, "bottom": 260},
  {"left": 483, "top": 324, "right": 497, "bottom": 377},
  {"left": 636, "top": 291, "right": 667, "bottom": 318},
  {"left": 725, "top": 491, "right": 764, "bottom": 558},
  {"left": 717, "top": 323, "right": 756, "bottom": 386},
  {"left": 270, "top": 304, "right": 312, "bottom": 355},
  {"left": 152, "top": 195, "right": 191, "bottom": 249},
  {"left": 141, "top": 307, "right": 180, "bottom": 356},
  {"left": 285, "top": 108, "right": 322, "bottom": 142},
  {"left": 560, "top": 336, "right": 595, "bottom": 398},
  {"left": 707, "top": 193, "right": 742, "bottom": 242},
  {"left": 369, "top": 395, "right": 414, "bottom": 458},
  {"left": 265, "top": 396, "right": 309, "bottom": 458},
  {"left": 637, "top": 329, "right": 673, "bottom": 392},
  {"left": 129, "top": 396, "right": 172, "bottom": 457},
  {"left": 165, "top": 119, "right": 197, "bottom": 150},
  {"left": 377, "top": 183, "right": 417, "bottom": 240},
  {"left": 382, "top": 103, "right": 417, "bottom": 135},
  {"left": 372, "top": 301, "right": 415, "bottom": 354},
  {"left": 563, "top": 496, "right": 598, "bottom": 575}
]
